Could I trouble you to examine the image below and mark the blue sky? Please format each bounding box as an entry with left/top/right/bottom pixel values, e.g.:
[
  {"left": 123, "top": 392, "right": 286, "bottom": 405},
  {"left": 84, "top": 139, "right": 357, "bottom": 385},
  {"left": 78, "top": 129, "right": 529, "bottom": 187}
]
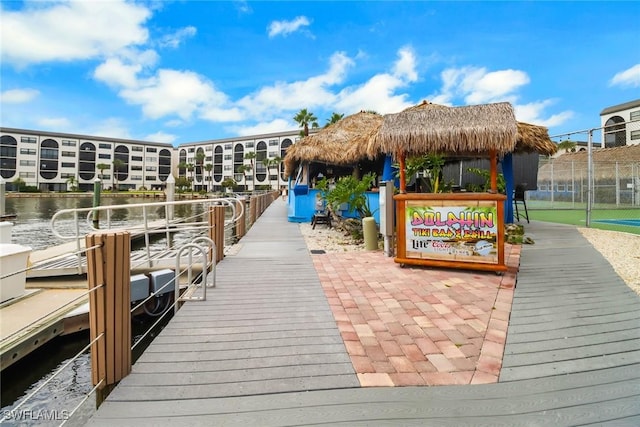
[{"left": 1, "top": 1, "right": 639, "bottom": 146}]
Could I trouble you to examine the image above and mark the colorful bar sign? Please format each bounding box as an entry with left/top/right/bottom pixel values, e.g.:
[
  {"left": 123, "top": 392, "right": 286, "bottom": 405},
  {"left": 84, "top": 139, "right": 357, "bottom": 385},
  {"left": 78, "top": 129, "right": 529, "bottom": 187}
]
[{"left": 405, "top": 200, "right": 499, "bottom": 264}]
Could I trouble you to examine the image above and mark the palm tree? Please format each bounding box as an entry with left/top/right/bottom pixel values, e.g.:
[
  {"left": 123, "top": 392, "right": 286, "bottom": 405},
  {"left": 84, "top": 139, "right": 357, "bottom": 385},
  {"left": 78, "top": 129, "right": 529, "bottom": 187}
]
[
  {"left": 177, "top": 161, "right": 188, "bottom": 178},
  {"left": 237, "top": 164, "right": 251, "bottom": 192},
  {"left": 325, "top": 112, "right": 344, "bottom": 127},
  {"left": 244, "top": 152, "right": 256, "bottom": 192},
  {"left": 66, "top": 175, "right": 78, "bottom": 192},
  {"left": 195, "top": 151, "right": 206, "bottom": 190},
  {"left": 261, "top": 158, "right": 272, "bottom": 189},
  {"left": 96, "top": 163, "right": 110, "bottom": 186},
  {"left": 294, "top": 108, "right": 318, "bottom": 137},
  {"left": 270, "top": 156, "right": 283, "bottom": 190},
  {"left": 204, "top": 163, "right": 213, "bottom": 192},
  {"left": 186, "top": 163, "right": 195, "bottom": 193},
  {"left": 112, "top": 158, "right": 124, "bottom": 191}
]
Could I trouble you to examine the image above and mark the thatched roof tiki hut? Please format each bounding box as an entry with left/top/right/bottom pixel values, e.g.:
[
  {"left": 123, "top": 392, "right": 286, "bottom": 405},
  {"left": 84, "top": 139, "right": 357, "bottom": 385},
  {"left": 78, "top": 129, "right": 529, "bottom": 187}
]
[
  {"left": 370, "top": 102, "right": 519, "bottom": 192},
  {"left": 283, "top": 111, "right": 384, "bottom": 189}
]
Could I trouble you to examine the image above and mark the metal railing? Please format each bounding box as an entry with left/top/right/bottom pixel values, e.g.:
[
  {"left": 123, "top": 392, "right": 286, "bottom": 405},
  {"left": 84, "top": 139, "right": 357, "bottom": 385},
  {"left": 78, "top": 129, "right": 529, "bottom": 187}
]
[{"left": 47, "top": 196, "right": 245, "bottom": 274}]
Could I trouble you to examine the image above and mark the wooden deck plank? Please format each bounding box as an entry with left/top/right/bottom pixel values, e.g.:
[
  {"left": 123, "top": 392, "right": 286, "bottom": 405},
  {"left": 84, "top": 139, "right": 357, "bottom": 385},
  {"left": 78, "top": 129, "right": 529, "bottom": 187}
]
[{"left": 86, "top": 211, "right": 640, "bottom": 426}]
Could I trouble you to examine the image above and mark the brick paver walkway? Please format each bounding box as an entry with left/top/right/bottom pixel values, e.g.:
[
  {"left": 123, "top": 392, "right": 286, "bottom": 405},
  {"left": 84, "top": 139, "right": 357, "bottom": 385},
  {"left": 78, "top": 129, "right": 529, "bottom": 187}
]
[{"left": 313, "top": 245, "right": 520, "bottom": 387}]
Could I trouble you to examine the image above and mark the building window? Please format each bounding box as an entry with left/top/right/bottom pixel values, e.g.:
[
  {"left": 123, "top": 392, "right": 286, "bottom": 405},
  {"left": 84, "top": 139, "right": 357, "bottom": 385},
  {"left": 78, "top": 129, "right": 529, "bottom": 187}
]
[
  {"left": 114, "top": 145, "right": 129, "bottom": 181},
  {"left": 19, "top": 160, "right": 36, "bottom": 166},
  {"left": 131, "top": 146, "right": 143, "bottom": 152},
  {"left": 245, "top": 141, "right": 254, "bottom": 148},
  {"left": 131, "top": 155, "right": 143, "bottom": 161},
  {"left": 188, "top": 147, "right": 195, "bottom": 153},
  {"left": 147, "top": 176, "right": 156, "bottom": 181},
  {"left": 604, "top": 116, "right": 626, "bottom": 148},
  {"left": 145, "top": 156, "right": 155, "bottom": 163},
  {"left": 131, "top": 165, "right": 143, "bottom": 171},
  {"left": 631, "top": 130, "right": 640, "bottom": 140},
  {"left": 61, "top": 140, "right": 76, "bottom": 147},
  {"left": 224, "top": 143, "right": 232, "bottom": 150},
  {"left": 146, "top": 166, "right": 157, "bottom": 171},
  {"left": 61, "top": 151, "right": 75, "bottom": 157},
  {"left": 20, "top": 148, "right": 37, "bottom": 155},
  {"left": 61, "top": 162, "right": 75, "bottom": 168},
  {"left": 268, "top": 151, "right": 278, "bottom": 157},
  {"left": 79, "top": 142, "right": 96, "bottom": 180},
  {"left": 21, "top": 136, "right": 37, "bottom": 144},
  {"left": 268, "top": 139, "right": 279, "bottom": 146},
  {"left": 158, "top": 148, "right": 172, "bottom": 182},
  {"left": 39, "top": 138, "right": 59, "bottom": 180},
  {"left": 213, "top": 146, "right": 223, "bottom": 182},
  {"left": 224, "top": 154, "right": 232, "bottom": 161},
  {"left": 223, "top": 165, "right": 232, "bottom": 171},
  {"left": 61, "top": 173, "right": 75, "bottom": 179},
  {"left": 256, "top": 141, "right": 267, "bottom": 181},
  {"left": 98, "top": 153, "right": 111, "bottom": 159},
  {"left": 630, "top": 110, "right": 640, "bottom": 121},
  {"left": 20, "top": 172, "right": 36, "bottom": 178},
  {"left": 98, "top": 143, "right": 111, "bottom": 149},
  {"left": 1, "top": 135, "right": 18, "bottom": 179},
  {"left": 146, "top": 147, "right": 157, "bottom": 153}
]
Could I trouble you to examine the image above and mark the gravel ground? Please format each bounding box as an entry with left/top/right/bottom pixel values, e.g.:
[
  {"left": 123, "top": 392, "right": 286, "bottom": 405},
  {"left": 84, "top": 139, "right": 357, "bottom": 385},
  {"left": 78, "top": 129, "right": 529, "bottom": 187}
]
[
  {"left": 578, "top": 227, "right": 640, "bottom": 295},
  {"left": 299, "top": 222, "right": 640, "bottom": 296}
]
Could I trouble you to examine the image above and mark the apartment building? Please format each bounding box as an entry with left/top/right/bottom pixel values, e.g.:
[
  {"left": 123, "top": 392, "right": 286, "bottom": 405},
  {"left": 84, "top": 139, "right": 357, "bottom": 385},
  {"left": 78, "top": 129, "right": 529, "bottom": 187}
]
[{"left": 0, "top": 127, "right": 303, "bottom": 192}]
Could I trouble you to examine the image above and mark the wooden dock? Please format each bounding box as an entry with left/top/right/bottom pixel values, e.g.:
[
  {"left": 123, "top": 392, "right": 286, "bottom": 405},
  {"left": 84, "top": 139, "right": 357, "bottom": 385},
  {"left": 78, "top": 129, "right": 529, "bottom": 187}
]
[{"left": 87, "top": 200, "right": 640, "bottom": 426}]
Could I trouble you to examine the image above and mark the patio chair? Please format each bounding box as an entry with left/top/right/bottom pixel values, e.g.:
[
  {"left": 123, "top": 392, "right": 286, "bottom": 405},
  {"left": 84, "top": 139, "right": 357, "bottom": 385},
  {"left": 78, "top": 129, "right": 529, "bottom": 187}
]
[{"left": 513, "top": 184, "right": 529, "bottom": 223}]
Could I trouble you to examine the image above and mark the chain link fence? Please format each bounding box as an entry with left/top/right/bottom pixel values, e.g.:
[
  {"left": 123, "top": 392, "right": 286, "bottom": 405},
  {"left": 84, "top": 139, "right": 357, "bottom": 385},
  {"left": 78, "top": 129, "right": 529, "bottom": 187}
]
[{"left": 527, "top": 119, "right": 640, "bottom": 234}]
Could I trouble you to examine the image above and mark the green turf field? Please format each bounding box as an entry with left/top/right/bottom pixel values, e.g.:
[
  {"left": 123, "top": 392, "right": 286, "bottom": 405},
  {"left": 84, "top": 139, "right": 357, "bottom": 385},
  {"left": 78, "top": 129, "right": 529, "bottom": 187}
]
[{"left": 527, "top": 208, "right": 640, "bottom": 235}]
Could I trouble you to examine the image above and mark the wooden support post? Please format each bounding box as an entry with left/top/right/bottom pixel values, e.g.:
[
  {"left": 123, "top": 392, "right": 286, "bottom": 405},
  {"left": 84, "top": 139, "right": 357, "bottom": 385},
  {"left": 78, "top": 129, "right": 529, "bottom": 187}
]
[
  {"left": 489, "top": 149, "right": 498, "bottom": 193},
  {"left": 86, "top": 231, "right": 131, "bottom": 390},
  {"left": 249, "top": 196, "right": 257, "bottom": 225},
  {"left": 215, "top": 205, "right": 225, "bottom": 262},
  {"left": 398, "top": 152, "right": 407, "bottom": 194},
  {"left": 235, "top": 199, "right": 245, "bottom": 239},
  {"left": 208, "top": 205, "right": 225, "bottom": 263}
]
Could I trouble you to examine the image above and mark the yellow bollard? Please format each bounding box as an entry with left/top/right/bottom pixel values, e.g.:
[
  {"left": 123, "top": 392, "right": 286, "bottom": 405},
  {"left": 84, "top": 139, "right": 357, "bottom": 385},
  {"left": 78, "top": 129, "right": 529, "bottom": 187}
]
[{"left": 362, "top": 217, "right": 378, "bottom": 251}]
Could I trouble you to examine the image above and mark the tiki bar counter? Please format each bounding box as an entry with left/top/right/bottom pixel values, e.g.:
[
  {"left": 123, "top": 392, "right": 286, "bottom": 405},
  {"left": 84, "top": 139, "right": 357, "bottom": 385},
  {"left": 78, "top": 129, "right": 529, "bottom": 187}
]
[{"left": 370, "top": 102, "right": 518, "bottom": 273}]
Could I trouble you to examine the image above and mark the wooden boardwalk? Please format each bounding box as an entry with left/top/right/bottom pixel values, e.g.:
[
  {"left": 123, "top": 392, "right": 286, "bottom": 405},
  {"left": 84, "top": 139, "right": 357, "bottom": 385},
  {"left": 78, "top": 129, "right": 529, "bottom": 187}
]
[{"left": 88, "top": 201, "right": 640, "bottom": 426}]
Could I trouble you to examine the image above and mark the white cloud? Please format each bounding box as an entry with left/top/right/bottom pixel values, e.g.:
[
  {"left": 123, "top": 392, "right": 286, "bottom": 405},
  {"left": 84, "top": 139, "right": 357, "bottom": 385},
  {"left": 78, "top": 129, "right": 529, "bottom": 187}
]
[
  {"left": 514, "top": 100, "right": 574, "bottom": 127},
  {"left": 392, "top": 46, "right": 418, "bottom": 83},
  {"left": 228, "top": 118, "right": 294, "bottom": 136},
  {"left": 434, "top": 66, "right": 529, "bottom": 105},
  {"left": 430, "top": 67, "right": 573, "bottom": 128},
  {"left": 268, "top": 16, "right": 311, "bottom": 38},
  {"left": 145, "top": 131, "right": 176, "bottom": 144},
  {"left": 94, "top": 58, "right": 143, "bottom": 89},
  {"left": 233, "top": 0, "right": 252, "bottom": 14},
  {"left": 1, "top": 0, "right": 151, "bottom": 67},
  {"left": 37, "top": 117, "right": 72, "bottom": 130},
  {"left": 159, "top": 26, "right": 197, "bottom": 49},
  {"left": 120, "top": 69, "right": 230, "bottom": 120},
  {"left": 609, "top": 64, "right": 640, "bottom": 88},
  {"left": 335, "top": 47, "right": 419, "bottom": 114},
  {"left": 0, "top": 88, "right": 40, "bottom": 103},
  {"left": 237, "top": 51, "right": 354, "bottom": 118}
]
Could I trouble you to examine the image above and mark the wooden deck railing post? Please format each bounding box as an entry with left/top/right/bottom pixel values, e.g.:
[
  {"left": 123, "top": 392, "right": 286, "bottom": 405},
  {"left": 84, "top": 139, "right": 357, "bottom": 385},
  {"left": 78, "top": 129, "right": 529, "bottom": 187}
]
[
  {"left": 86, "top": 231, "right": 131, "bottom": 396},
  {"left": 208, "top": 205, "right": 225, "bottom": 263},
  {"left": 250, "top": 196, "right": 257, "bottom": 226},
  {"left": 235, "top": 198, "right": 245, "bottom": 239}
]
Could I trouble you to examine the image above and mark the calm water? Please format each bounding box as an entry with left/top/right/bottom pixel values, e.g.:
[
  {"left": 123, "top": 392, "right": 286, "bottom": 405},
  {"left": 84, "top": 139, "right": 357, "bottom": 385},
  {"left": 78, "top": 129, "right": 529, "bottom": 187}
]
[
  {"left": 1, "top": 196, "right": 194, "bottom": 425},
  {"left": 4, "top": 196, "right": 190, "bottom": 250}
]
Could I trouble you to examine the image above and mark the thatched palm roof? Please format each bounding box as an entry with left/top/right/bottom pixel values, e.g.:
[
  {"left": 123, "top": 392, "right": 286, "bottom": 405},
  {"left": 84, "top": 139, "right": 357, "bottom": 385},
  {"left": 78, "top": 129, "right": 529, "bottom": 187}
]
[
  {"left": 369, "top": 102, "right": 518, "bottom": 158},
  {"left": 515, "top": 122, "right": 557, "bottom": 156},
  {"left": 283, "top": 111, "right": 383, "bottom": 177}
]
